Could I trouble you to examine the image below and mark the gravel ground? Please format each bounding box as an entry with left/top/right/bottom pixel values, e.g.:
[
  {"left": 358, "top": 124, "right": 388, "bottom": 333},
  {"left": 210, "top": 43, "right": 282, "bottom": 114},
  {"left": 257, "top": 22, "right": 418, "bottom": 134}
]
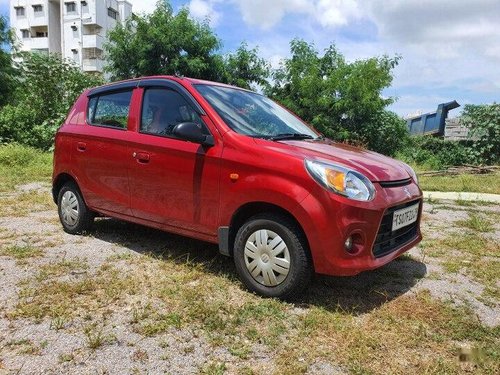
[{"left": 0, "top": 184, "right": 498, "bottom": 374}]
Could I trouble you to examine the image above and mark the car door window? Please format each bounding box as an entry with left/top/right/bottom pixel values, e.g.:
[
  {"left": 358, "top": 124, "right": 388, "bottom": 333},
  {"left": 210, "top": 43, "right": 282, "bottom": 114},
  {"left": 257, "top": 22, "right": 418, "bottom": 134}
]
[
  {"left": 140, "top": 88, "right": 209, "bottom": 137},
  {"left": 88, "top": 90, "right": 133, "bottom": 129}
]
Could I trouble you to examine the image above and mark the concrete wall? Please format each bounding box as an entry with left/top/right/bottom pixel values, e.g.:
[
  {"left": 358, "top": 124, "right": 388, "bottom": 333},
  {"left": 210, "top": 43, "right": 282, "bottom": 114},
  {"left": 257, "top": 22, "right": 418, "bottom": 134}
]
[{"left": 48, "top": 0, "right": 61, "bottom": 53}]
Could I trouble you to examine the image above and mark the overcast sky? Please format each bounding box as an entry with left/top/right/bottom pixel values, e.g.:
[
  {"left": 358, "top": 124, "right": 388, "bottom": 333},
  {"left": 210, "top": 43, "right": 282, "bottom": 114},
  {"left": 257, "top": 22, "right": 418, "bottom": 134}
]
[{"left": 1, "top": 0, "right": 499, "bottom": 116}]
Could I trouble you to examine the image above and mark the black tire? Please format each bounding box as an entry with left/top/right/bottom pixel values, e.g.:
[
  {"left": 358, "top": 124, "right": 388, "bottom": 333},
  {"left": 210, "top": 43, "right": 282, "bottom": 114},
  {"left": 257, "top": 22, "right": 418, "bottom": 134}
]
[
  {"left": 57, "top": 181, "right": 94, "bottom": 234},
  {"left": 233, "top": 213, "right": 312, "bottom": 299}
]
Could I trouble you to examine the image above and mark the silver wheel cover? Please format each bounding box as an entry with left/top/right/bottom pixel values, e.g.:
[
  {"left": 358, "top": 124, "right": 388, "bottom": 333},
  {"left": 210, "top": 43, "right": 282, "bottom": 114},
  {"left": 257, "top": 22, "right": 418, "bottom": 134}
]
[
  {"left": 244, "top": 229, "right": 290, "bottom": 287},
  {"left": 61, "top": 191, "right": 79, "bottom": 227}
]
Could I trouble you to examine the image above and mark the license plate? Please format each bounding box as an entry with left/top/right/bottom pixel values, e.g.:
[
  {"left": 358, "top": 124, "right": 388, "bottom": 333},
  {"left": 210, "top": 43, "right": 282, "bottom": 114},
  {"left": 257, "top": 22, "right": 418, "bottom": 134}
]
[{"left": 392, "top": 203, "right": 419, "bottom": 231}]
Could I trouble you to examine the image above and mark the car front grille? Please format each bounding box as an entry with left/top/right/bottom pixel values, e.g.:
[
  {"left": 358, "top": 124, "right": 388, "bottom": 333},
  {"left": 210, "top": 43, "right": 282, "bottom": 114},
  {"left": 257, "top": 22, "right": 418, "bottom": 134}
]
[
  {"left": 379, "top": 178, "right": 412, "bottom": 188},
  {"left": 372, "top": 199, "right": 421, "bottom": 258}
]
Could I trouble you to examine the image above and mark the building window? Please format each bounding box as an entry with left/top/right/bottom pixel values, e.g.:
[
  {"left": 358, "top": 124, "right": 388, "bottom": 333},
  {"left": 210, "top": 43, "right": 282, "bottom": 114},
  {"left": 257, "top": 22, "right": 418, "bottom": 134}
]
[
  {"left": 21, "top": 29, "right": 30, "bottom": 39},
  {"left": 33, "top": 5, "right": 43, "bottom": 13},
  {"left": 66, "top": 2, "right": 76, "bottom": 13},
  {"left": 108, "top": 8, "right": 118, "bottom": 20},
  {"left": 35, "top": 31, "right": 48, "bottom": 38},
  {"left": 15, "top": 7, "right": 25, "bottom": 17}
]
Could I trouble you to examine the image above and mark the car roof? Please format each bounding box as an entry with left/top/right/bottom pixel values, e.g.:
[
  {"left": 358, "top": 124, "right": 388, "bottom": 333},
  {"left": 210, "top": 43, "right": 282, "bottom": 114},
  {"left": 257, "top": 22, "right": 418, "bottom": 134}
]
[{"left": 87, "top": 75, "right": 253, "bottom": 95}]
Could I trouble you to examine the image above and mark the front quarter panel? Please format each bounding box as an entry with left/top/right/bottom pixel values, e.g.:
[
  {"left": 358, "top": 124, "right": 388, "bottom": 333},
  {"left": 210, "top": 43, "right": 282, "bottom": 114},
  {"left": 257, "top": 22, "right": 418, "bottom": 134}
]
[{"left": 218, "top": 135, "right": 315, "bottom": 228}]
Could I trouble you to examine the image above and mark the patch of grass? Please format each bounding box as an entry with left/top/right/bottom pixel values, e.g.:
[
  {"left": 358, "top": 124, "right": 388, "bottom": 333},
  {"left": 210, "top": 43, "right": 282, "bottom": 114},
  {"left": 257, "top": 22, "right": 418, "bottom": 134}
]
[
  {"left": 455, "top": 213, "right": 494, "bottom": 233},
  {"left": 58, "top": 353, "right": 74, "bottom": 363},
  {"left": 5, "top": 339, "right": 42, "bottom": 355},
  {"left": 275, "top": 290, "right": 499, "bottom": 374},
  {"left": 50, "top": 315, "right": 67, "bottom": 331},
  {"left": 0, "top": 144, "right": 52, "bottom": 192},
  {"left": 135, "top": 312, "right": 182, "bottom": 336},
  {"left": 83, "top": 324, "right": 115, "bottom": 350},
  {"left": 36, "top": 258, "right": 88, "bottom": 282},
  {"left": 0, "top": 244, "right": 43, "bottom": 260},
  {"left": 10, "top": 265, "right": 140, "bottom": 320},
  {"left": 419, "top": 172, "right": 500, "bottom": 194},
  {"left": 425, "top": 195, "right": 441, "bottom": 205},
  {"left": 201, "top": 362, "right": 227, "bottom": 375},
  {"left": 423, "top": 232, "right": 500, "bottom": 302},
  {"left": 455, "top": 198, "right": 494, "bottom": 207},
  {"left": 8, "top": 248, "right": 500, "bottom": 374},
  {"left": 0, "top": 190, "right": 53, "bottom": 217}
]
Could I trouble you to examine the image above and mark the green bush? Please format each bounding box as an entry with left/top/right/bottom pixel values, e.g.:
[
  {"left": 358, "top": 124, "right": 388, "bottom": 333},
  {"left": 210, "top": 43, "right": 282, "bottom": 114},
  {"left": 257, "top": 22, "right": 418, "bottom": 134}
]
[
  {"left": 461, "top": 103, "right": 500, "bottom": 165},
  {"left": 0, "top": 143, "right": 52, "bottom": 191},
  {"left": 396, "top": 136, "right": 475, "bottom": 170},
  {"left": 0, "top": 52, "right": 102, "bottom": 150},
  {"left": 0, "top": 142, "right": 46, "bottom": 167}
]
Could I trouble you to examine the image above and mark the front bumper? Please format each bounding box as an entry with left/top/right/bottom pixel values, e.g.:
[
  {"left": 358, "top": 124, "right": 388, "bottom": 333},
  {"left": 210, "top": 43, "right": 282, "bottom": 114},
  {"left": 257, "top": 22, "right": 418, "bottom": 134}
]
[{"left": 296, "top": 180, "right": 423, "bottom": 276}]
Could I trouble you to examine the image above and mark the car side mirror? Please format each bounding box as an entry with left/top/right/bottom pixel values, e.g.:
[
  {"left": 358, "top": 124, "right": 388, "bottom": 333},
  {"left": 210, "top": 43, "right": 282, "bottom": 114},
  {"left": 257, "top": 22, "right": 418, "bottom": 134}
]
[{"left": 172, "top": 122, "right": 215, "bottom": 147}]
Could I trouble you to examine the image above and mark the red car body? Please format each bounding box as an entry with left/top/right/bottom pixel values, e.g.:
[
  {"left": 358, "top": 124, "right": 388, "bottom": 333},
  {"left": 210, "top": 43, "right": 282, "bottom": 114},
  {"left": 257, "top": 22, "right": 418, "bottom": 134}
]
[{"left": 53, "top": 76, "right": 422, "bottom": 279}]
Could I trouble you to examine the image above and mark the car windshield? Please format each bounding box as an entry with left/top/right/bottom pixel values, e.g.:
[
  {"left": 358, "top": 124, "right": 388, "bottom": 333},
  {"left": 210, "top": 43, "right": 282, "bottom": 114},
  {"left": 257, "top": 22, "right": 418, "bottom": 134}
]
[{"left": 194, "top": 84, "right": 319, "bottom": 139}]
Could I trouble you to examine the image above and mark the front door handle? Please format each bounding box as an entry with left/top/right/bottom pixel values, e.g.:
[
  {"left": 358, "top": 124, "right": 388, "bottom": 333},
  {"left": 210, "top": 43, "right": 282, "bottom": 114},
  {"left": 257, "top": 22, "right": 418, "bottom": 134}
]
[
  {"left": 77, "top": 142, "right": 86, "bottom": 152},
  {"left": 133, "top": 151, "right": 150, "bottom": 164}
]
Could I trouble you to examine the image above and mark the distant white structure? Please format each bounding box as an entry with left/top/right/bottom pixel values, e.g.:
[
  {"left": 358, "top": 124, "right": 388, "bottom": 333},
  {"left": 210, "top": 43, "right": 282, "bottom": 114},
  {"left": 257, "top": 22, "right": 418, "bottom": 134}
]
[
  {"left": 10, "top": 0, "right": 132, "bottom": 74},
  {"left": 403, "top": 110, "right": 423, "bottom": 120}
]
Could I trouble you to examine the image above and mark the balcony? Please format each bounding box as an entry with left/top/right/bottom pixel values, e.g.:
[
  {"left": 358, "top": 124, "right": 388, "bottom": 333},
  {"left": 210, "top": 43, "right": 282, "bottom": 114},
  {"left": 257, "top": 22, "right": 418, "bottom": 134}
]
[
  {"left": 30, "top": 36, "right": 49, "bottom": 50},
  {"left": 31, "top": 12, "right": 48, "bottom": 27},
  {"left": 83, "top": 58, "right": 105, "bottom": 73},
  {"left": 82, "top": 34, "right": 104, "bottom": 49}
]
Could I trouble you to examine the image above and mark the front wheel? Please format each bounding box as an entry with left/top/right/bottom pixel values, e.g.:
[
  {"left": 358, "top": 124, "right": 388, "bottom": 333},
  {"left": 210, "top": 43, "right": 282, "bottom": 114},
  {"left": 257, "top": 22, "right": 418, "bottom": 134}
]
[
  {"left": 57, "top": 182, "right": 94, "bottom": 234},
  {"left": 233, "top": 213, "right": 312, "bottom": 299}
]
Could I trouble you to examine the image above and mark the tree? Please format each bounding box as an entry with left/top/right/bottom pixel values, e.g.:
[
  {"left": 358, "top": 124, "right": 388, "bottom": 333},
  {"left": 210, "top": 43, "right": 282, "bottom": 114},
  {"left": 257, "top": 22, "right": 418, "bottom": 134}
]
[
  {"left": 461, "top": 103, "right": 500, "bottom": 164},
  {"left": 0, "top": 53, "right": 103, "bottom": 149},
  {"left": 104, "top": 1, "right": 269, "bottom": 89},
  {"left": 105, "top": 1, "right": 222, "bottom": 80},
  {"left": 266, "top": 39, "right": 407, "bottom": 155},
  {"left": 223, "top": 43, "right": 270, "bottom": 90},
  {"left": 0, "top": 15, "right": 14, "bottom": 107}
]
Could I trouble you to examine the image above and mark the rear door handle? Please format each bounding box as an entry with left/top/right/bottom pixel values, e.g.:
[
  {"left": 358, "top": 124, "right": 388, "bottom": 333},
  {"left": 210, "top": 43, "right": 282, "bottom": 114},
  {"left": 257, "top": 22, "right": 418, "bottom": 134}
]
[
  {"left": 133, "top": 151, "right": 150, "bottom": 163},
  {"left": 77, "top": 142, "right": 86, "bottom": 152}
]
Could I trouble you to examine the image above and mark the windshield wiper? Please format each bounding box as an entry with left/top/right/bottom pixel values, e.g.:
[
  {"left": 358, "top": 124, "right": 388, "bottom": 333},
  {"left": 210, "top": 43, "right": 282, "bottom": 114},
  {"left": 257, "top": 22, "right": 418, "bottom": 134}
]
[{"left": 270, "top": 133, "right": 315, "bottom": 141}]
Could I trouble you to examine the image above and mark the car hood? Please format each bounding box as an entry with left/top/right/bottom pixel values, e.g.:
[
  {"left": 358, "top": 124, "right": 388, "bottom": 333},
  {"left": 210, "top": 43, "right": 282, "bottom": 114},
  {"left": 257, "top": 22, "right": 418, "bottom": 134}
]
[{"left": 259, "top": 138, "right": 411, "bottom": 182}]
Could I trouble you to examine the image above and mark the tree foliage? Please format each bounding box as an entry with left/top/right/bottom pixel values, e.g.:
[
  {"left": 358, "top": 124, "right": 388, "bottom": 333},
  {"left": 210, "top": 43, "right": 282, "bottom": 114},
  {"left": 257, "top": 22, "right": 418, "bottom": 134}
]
[
  {"left": 265, "top": 39, "right": 407, "bottom": 154},
  {"left": 0, "top": 15, "right": 14, "bottom": 107},
  {"left": 105, "top": 1, "right": 221, "bottom": 80},
  {"left": 461, "top": 103, "right": 500, "bottom": 164},
  {"left": 104, "top": 1, "right": 269, "bottom": 89},
  {"left": 0, "top": 53, "right": 102, "bottom": 149},
  {"left": 222, "top": 43, "right": 270, "bottom": 90}
]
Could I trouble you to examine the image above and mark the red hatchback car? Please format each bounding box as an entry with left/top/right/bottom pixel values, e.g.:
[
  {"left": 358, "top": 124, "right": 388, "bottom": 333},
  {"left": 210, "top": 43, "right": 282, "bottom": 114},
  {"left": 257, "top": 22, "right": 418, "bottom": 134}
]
[{"left": 53, "top": 76, "right": 422, "bottom": 298}]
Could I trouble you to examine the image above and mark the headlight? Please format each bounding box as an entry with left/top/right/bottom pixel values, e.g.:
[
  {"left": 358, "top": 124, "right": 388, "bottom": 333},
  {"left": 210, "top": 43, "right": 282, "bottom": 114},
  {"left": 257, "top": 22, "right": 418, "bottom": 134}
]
[
  {"left": 402, "top": 163, "right": 419, "bottom": 185},
  {"left": 305, "top": 159, "right": 375, "bottom": 201}
]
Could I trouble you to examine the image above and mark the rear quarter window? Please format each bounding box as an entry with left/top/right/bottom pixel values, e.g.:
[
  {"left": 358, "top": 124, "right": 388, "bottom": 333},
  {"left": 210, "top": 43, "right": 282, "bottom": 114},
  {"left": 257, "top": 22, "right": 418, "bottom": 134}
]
[{"left": 88, "top": 90, "right": 133, "bottom": 129}]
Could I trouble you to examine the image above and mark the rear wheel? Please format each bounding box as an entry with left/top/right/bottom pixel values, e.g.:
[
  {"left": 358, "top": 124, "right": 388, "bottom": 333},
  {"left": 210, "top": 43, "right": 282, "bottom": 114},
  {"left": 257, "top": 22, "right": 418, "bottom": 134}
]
[
  {"left": 57, "top": 182, "right": 94, "bottom": 234},
  {"left": 233, "top": 213, "right": 312, "bottom": 299}
]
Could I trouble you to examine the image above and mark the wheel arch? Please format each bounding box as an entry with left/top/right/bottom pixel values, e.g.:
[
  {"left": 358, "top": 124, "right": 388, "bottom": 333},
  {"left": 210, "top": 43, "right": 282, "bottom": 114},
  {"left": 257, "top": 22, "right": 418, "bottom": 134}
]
[
  {"left": 52, "top": 172, "right": 79, "bottom": 204},
  {"left": 224, "top": 201, "right": 312, "bottom": 263}
]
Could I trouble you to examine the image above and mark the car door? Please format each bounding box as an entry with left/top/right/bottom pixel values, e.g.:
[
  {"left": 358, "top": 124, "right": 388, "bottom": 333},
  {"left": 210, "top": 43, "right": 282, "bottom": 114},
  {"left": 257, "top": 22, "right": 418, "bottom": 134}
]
[
  {"left": 127, "top": 82, "right": 222, "bottom": 237},
  {"left": 71, "top": 87, "right": 136, "bottom": 216}
]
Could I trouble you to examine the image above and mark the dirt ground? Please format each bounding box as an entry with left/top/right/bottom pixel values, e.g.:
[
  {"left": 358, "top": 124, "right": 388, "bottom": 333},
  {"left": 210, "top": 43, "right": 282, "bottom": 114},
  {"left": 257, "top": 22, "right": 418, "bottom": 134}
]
[{"left": 0, "top": 183, "right": 498, "bottom": 374}]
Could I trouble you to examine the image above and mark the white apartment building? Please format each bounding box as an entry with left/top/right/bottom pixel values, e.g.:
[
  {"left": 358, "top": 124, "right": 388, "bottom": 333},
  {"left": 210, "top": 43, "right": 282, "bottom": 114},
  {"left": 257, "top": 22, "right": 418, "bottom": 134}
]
[{"left": 10, "top": 0, "right": 132, "bottom": 74}]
